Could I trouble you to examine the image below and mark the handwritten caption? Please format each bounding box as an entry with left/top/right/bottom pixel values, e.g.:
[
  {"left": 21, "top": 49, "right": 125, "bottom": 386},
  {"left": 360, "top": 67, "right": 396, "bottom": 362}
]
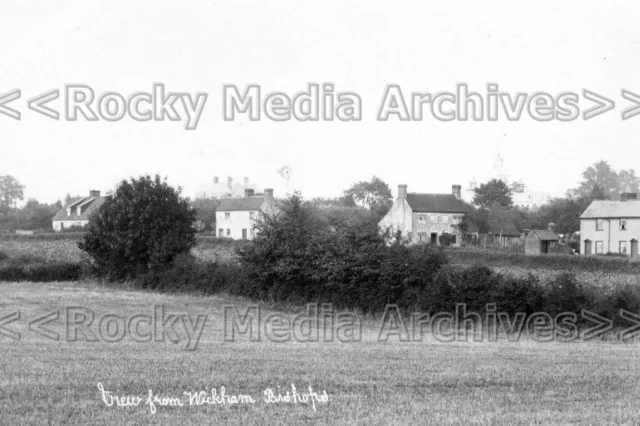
[{"left": 97, "top": 382, "right": 329, "bottom": 414}]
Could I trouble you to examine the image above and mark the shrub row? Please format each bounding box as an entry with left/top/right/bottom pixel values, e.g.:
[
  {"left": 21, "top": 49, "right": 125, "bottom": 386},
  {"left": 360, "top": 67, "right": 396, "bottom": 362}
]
[
  {"left": 445, "top": 247, "right": 640, "bottom": 274},
  {"left": 0, "top": 232, "right": 86, "bottom": 241},
  {"left": 0, "top": 261, "right": 83, "bottom": 282}
]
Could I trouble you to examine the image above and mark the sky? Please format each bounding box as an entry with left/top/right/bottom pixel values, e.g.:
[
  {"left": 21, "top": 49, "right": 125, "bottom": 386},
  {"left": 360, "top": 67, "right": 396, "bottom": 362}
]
[{"left": 1, "top": 0, "right": 639, "bottom": 204}]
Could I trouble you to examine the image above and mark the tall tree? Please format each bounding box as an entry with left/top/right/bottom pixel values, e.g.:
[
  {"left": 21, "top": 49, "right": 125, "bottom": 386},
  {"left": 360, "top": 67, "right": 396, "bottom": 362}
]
[
  {"left": 568, "top": 160, "right": 619, "bottom": 200},
  {"left": 473, "top": 179, "right": 513, "bottom": 208},
  {"left": 0, "top": 175, "right": 25, "bottom": 211},
  {"left": 344, "top": 176, "right": 393, "bottom": 216}
]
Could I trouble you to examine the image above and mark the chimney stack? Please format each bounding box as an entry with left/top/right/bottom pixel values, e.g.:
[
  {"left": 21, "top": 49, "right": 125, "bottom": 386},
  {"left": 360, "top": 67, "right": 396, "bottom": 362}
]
[
  {"left": 245, "top": 188, "right": 255, "bottom": 197},
  {"left": 244, "top": 177, "right": 249, "bottom": 188},
  {"left": 264, "top": 188, "right": 274, "bottom": 203},
  {"left": 398, "top": 184, "right": 408, "bottom": 200},
  {"left": 452, "top": 184, "right": 462, "bottom": 200},
  {"left": 213, "top": 176, "right": 219, "bottom": 184},
  {"left": 89, "top": 190, "right": 100, "bottom": 197},
  {"left": 548, "top": 222, "right": 556, "bottom": 233}
]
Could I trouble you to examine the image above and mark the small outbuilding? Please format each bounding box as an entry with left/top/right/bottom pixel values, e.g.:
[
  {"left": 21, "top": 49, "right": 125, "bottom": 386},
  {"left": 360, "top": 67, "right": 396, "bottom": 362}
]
[{"left": 525, "top": 224, "right": 559, "bottom": 255}]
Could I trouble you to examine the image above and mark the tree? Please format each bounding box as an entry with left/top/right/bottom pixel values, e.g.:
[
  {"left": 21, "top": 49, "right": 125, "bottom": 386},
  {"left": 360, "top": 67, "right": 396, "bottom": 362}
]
[
  {"left": 569, "top": 160, "right": 620, "bottom": 200},
  {"left": 344, "top": 176, "right": 393, "bottom": 216},
  {"left": 191, "top": 196, "right": 220, "bottom": 232},
  {"left": 473, "top": 179, "right": 513, "bottom": 208},
  {"left": 0, "top": 175, "right": 25, "bottom": 212},
  {"left": 79, "top": 175, "right": 196, "bottom": 279}
]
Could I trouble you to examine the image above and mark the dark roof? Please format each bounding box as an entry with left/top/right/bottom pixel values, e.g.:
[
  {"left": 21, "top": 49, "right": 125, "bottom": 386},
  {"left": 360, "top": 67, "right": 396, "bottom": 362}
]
[
  {"left": 528, "top": 230, "right": 559, "bottom": 241},
  {"left": 485, "top": 220, "right": 521, "bottom": 237},
  {"left": 52, "top": 196, "right": 105, "bottom": 221},
  {"left": 217, "top": 196, "right": 266, "bottom": 212},
  {"left": 406, "top": 193, "right": 472, "bottom": 213}
]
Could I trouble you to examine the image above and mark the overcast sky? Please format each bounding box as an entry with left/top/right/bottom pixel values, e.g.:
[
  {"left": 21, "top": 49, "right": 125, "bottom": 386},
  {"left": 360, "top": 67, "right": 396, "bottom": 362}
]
[{"left": 1, "top": 0, "right": 639, "bottom": 203}]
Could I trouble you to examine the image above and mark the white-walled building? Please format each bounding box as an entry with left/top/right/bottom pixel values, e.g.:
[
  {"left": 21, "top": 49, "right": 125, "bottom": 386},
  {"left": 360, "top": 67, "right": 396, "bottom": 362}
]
[
  {"left": 379, "top": 184, "right": 472, "bottom": 245},
  {"left": 52, "top": 190, "right": 105, "bottom": 231},
  {"left": 215, "top": 188, "right": 277, "bottom": 240},
  {"left": 579, "top": 193, "right": 640, "bottom": 257}
]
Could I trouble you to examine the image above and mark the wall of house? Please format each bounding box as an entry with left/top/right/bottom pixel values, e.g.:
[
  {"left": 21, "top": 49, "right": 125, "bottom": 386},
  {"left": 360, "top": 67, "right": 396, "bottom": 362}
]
[
  {"left": 411, "top": 212, "right": 463, "bottom": 245},
  {"left": 53, "top": 220, "right": 89, "bottom": 232},
  {"left": 378, "top": 198, "right": 412, "bottom": 239},
  {"left": 580, "top": 218, "right": 640, "bottom": 255},
  {"left": 215, "top": 210, "right": 259, "bottom": 240}
]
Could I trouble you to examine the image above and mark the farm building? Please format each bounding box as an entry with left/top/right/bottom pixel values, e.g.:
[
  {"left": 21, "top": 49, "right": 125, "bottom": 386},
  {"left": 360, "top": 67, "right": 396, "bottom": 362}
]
[
  {"left": 579, "top": 193, "right": 640, "bottom": 257},
  {"left": 481, "top": 220, "right": 521, "bottom": 247},
  {"left": 378, "top": 184, "right": 472, "bottom": 245},
  {"left": 524, "top": 225, "right": 559, "bottom": 255},
  {"left": 52, "top": 190, "right": 105, "bottom": 231},
  {"left": 215, "top": 188, "right": 278, "bottom": 240}
]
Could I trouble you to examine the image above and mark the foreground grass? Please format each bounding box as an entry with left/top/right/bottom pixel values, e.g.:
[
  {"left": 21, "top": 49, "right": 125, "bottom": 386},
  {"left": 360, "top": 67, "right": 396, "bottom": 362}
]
[{"left": 1, "top": 281, "right": 640, "bottom": 425}]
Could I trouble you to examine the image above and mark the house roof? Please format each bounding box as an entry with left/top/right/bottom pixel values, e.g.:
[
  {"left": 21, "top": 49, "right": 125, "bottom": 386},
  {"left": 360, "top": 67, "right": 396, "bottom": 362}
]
[
  {"left": 529, "top": 230, "right": 559, "bottom": 241},
  {"left": 52, "top": 196, "right": 105, "bottom": 221},
  {"left": 217, "top": 196, "right": 266, "bottom": 212},
  {"left": 580, "top": 200, "right": 640, "bottom": 219},
  {"left": 405, "top": 193, "right": 472, "bottom": 213}
]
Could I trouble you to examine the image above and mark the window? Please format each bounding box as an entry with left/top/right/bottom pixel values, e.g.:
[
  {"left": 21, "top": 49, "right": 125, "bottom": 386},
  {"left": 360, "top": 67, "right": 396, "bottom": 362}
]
[
  {"left": 442, "top": 215, "right": 449, "bottom": 224},
  {"left": 250, "top": 228, "right": 255, "bottom": 239},
  {"left": 596, "top": 219, "right": 604, "bottom": 231},
  {"left": 418, "top": 215, "right": 427, "bottom": 223},
  {"left": 225, "top": 212, "right": 230, "bottom": 220},
  {"left": 226, "top": 229, "right": 230, "bottom": 237},
  {"left": 218, "top": 228, "right": 223, "bottom": 237},
  {"left": 418, "top": 232, "right": 426, "bottom": 242},
  {"left": 620, "top": 241, "right": 628, "bottom": 254},
  {"left": 453, "top": 215, "right": 462, "bottom": 224},
  {"left": 242, "top": 229, "right": 247, "bottom": 240},
  {"left": 620, "top": 219, "right": 627, "bottom": 231},
  {"left": 249, "top": 211, "right": 255, "bottom": 220},
  {"left": 595, "top": 241, "right": 603, "bottom": 254}
]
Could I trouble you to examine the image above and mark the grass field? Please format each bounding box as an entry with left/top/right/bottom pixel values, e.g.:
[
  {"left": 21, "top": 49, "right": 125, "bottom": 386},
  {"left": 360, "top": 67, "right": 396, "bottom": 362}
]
[{"left": 1, "top": 281, "right": 640, "bottom": 425}]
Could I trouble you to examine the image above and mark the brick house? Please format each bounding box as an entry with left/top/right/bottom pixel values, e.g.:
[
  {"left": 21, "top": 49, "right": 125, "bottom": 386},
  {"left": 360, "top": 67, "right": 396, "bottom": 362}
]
[
  {"left": 52, "top": 190, "right": 105, "bottom": 231},
  {"left": 215, "top": 188, "right": 277, "bottom": 240},
  {"left": 579, "top": 193, "right": 640, "bottom": 257},
  {"left": 378, "top": 184, "right": 472, "bottom": 245}
]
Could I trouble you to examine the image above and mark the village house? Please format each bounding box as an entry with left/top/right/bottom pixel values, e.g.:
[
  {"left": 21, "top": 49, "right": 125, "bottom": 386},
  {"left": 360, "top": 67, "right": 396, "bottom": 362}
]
[
  {"left": 378, "top": 184, "right": 472, "bottom": 245},
  {"left": 579, "top": 193, "right": 640, "bottom": 257},
  {"left": 215, "top": 188, "right": 277, "bottom": 240},
  {"left": 52, "top": 190, "right": 105, "bottom": 231}
]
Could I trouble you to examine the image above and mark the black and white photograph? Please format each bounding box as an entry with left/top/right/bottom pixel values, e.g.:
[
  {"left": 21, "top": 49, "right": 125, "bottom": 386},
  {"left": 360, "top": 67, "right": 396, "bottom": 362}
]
[{"left": 2, "top": 1, "right": 640, "bottom": 424}]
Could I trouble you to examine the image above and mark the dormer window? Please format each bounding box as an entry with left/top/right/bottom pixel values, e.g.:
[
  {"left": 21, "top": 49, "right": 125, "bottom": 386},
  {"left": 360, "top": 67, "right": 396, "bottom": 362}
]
[
  {"left": 596, "top": 219, "right": 604, "bottom": 231},
  {"left": 620, "top": 219, "right": 627, "bottom": 231}
]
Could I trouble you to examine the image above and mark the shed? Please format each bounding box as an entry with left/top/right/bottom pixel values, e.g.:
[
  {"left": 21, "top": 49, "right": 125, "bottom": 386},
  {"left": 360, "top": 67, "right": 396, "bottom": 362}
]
[{"left": 525, "top": 228, "right": 559, "bottom": 255}]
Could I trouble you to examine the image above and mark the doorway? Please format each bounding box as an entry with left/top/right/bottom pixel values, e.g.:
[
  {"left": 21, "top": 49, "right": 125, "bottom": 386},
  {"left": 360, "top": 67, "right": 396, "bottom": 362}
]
[
  {"left": 430, "top": 233, "right": 438, "bottom": 245},
  {"left": 631, "top": 239, "right": 638, "bottom": 258}
]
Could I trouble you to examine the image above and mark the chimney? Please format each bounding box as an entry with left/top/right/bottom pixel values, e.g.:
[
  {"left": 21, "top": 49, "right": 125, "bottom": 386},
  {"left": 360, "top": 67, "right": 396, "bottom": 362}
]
[
  {"left": 227, "top": 176, "right": 233, "bottom": 189},
  {"left": 398, "top": 184, "right": 408, "bottom": 200},
  {"left": 548, "top": 222, "right": 556, "bottom": 233},
  {"left": 213, "top": 176, "right": 219, "bottom": 184},
  {"left": 89, "top": 190, "right": 100, "bottom": 197},
  {"left": 245, "top": 188, "right": 255, "bottom": 197},
  {"left": 264, "top": 188, "right": 274, "bottom": 203},
  {"left": 452, "top": 184, "right": 462, "bottom": 200},
  {"left": 244, "top": 177, "right": 249, "bottom": 188}
]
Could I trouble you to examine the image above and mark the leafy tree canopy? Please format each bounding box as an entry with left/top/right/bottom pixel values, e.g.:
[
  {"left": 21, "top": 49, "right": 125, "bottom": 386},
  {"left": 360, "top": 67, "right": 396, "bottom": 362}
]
[
  {"left": 79, "top": 175, "right": 196, "bottom": 279},
  {"left": 473, "top": 179, "right": 513, "bottom": 209}
]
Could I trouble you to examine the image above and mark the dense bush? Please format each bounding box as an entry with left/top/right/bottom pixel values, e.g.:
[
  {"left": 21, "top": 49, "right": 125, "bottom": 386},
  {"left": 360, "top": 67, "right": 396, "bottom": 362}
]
[
  {"left": 79, "top": 175, "right": 196, "bottom": 280},
  {"left": 0, "top": 253, "right": 83, "bottom": 282}
]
